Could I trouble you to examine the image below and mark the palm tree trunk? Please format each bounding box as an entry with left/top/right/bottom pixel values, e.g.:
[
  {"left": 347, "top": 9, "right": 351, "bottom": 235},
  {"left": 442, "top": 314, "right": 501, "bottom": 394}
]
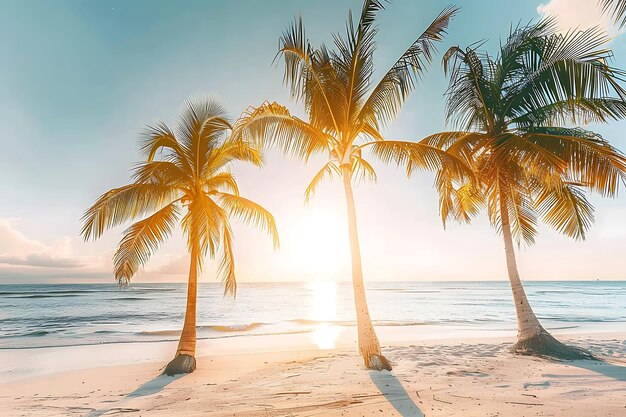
[
  {"left": 499, "top": 190, "right": 592, "bottom": 359},
  {"left": 164, "top": 241, "right": 199, "bottom": 375},
  {"left": 341, "top": 165, "right": 391, "bottom": 371},
  {"left": 499, "top": 192, "right": 542, "bottom": 340}
]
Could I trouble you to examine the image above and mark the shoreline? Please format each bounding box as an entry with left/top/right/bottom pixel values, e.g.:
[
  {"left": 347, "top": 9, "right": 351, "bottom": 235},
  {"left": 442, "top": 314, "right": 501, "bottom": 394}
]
[
  {"left": 2, "top": 322, "right": 625, "bottom": 382},
  {"left": 1, "top": 329, "right": 625, "bottom": 416}
]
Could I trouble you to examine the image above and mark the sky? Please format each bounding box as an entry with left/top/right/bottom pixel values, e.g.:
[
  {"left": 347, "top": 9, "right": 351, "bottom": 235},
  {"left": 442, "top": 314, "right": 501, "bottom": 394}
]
[{"left": 0, "top": 0, "right": 625, "bottom": 284}]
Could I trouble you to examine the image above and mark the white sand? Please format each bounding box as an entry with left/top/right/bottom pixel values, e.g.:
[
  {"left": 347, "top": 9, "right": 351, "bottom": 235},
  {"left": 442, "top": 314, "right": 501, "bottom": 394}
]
[{"left": 1, "top": 328, "right": 624, "bottom": 416}]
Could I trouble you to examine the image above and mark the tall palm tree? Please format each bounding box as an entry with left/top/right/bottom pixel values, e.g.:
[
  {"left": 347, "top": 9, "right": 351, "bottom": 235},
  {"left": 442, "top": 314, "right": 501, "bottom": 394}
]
[
  {"left": 81, "top": 98, "right": 279, "bottom": 375},
  {"left": 601, "top": 0, "right": 626, "bottom": 28},
  {"left": 424, "top": 20, "right": 626, "bottom": 359},
  {"left": 233, "top": 0, "right": 467, "bottom": 370}
]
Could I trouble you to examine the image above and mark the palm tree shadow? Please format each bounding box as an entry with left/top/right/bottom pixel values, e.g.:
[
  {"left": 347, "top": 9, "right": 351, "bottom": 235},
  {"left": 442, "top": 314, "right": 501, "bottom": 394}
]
[
  {"left": 86, "top": 374, "right": 183, "bottom": 417},
  {"left": 569, "top": 359, "right": 626, "bottom": 382},
  {"left": 369, "top": 371, "right": 424, "bottom": 417},
  {"left": 126, "top": 374, "right": 183, "bottom": 398}
]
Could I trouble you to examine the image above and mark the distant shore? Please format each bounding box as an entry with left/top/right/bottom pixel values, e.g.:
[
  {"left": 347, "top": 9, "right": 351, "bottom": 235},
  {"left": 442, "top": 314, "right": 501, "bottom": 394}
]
[{"left": 1, "top": 328, "right": 624, "bottom": 416}]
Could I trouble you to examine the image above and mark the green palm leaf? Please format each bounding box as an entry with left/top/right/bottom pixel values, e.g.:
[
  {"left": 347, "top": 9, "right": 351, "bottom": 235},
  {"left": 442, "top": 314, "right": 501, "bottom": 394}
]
[{"left": 360, "top": 6, "right": 458, "bottom": 127}]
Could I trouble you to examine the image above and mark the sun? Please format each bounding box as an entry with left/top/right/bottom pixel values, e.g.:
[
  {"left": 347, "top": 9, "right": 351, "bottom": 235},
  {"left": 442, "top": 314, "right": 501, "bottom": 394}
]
[{"left": 286, "top": 210, "right": 347, "bottom": 281}]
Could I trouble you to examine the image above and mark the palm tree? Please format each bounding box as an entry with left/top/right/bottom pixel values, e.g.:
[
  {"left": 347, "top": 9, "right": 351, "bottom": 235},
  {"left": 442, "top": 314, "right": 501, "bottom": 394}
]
[
  {"left": 601, "top": 0, "right": 626, "bottom": 28},
  {"left": 424, "top": 20, "right": 626, "bottom": 359},
  {"left": 233, "top": 0, "right": 467, "bottom": 370},
  {"left": 81, "top": 97, "right": 279, "bottom": 375}
]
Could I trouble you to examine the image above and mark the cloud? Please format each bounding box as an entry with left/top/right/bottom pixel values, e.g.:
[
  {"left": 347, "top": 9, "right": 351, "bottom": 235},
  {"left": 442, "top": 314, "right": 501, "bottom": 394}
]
[
  {"left": 0, "top": 219, "right": 81, "bottom": 266},
  {"left": 0, "top": 254, "right": 83, "bottom": 268},
  {"left": 0, "top": 218, "right": 86, "bottom": 277},
  {"left": 537, "top": 0, "right": 622, "bottom": 38},
  {"left": 0, "top": 218, "right": 196, "bottom": 283},
  {"left": 156, "top": 255, "right": 189, "bottom": 275}
]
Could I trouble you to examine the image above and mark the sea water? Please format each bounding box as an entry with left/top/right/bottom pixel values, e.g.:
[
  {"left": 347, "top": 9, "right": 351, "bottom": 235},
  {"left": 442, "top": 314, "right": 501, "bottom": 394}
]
[{"left": 1, "top": 281, "right": 625, "bottom": 350}]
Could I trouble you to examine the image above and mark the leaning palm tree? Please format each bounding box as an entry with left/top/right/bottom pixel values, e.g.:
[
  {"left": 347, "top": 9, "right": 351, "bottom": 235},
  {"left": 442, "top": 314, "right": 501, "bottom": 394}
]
[
  {"left": 233, "top": 0, "right": 467, "bottom": 370},
  {"left": 81, "top": 97, "right": 279, "bottom": 375},
  {"left": 424, "top": 20, "right": 626, "bottom": 359},
  {"left": 601, "top": 0, "right": 626, "bottom": 28}
]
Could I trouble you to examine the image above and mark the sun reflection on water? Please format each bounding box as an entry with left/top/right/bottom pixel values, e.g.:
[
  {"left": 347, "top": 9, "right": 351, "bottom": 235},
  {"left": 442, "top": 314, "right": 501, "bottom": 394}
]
[{"left": 309, "top": 280, "right": 341, "bottom": 349}]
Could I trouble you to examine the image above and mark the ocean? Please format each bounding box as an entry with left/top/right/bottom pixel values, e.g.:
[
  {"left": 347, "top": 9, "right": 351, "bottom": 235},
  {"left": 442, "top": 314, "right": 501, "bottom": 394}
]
[{"left": 1, "top": 281, "right": 625, "bottom": 350}]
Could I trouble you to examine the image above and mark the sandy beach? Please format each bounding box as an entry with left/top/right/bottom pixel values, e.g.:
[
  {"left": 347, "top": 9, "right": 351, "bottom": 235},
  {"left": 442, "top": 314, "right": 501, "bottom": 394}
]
[{"left": 1, "top": 328, "right": 624, "bottom": 417}]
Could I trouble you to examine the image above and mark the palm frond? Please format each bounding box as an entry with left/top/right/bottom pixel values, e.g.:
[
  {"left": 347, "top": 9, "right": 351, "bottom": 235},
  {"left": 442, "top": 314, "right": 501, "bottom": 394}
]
[
  {"left": 304, "top": 161, "right": 340, "bottom": 203},
  {"left": 141, "top": 122, "right": 190, "bottom": 170},
  {"left": 181, "top": 193, "right": 226, "bottom": 259},
  {"left": 360, "top": 6, "right": 458, "bottom": 127},
  {"left": 508, "top": 188, "right": 538, "bottom": 245},
  {"left": 278, "top": 18, "right": 342, "bottom": 134},
  {"left": 113, "top": 203, "right": 179, "bottom": 285},
  {"left": 357, "top": 0, "right": 388, "bottom": 35},
  {"left": 131, "top": 161, "right": 190, "bottom": 186},
  {"left": 512, "top": 97, "right": 626, "bottom": 127},
  {"left": 177, "top": 97, "right": 232, "bottom": 177},
  {"left": 81, "top": 183, "right": 178, "bottom": 241},
  {"left": 442, "top": 45, "right": 495, "bottom": 130},
  {"left": 205, "top": 139, "right": 263, "bottom": 177},
  {"left": 363, "top": 140, "right": 472, "bottom": 179},
  {"left": 436, "top": 174, "right": 484, "bottom": 226},
  {"left": 601, "top": 0, "right": 626, "bottom": 28},
  {"left": 335, "top": 0, "right": 382, "bottom": 130},
  {"left": 524, "top": 127, "right": 626, "bottom": 196},
  {"left": 218, "top": 223, "right": 237, "bottom": 297},
  {"left": 506, "top": 26, "right": 626, "bottom": 120},
  {"left": 205, "top": 172, "right": 240, "bottom": 195},
  {"left": 233, "top": 101, "right": 331, "bottom": 161},
  {"left": 433, "top": 136, "right": 484, "bottom": 226},
  {"left": 535, "top": 182, "right": 594, "bottom": 240},
  {"left": 491, "top": 133, "right": 567, "bottom": 180},
  {"left": 216, "top": 192, "right": 280, "bottom": 248},
  {"left": 351, "top": 154, "right": 377, "bottom": 183}
]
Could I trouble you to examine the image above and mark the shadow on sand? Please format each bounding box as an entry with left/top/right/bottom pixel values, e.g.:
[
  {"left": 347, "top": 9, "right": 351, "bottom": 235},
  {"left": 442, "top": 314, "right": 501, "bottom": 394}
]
[
  {"left": 86, "top": 373, "right": 182, "bottom": 416},
  {"left": 569, "top": 359, "right": 626, "bottom": 382},
  {"left": 369, "top": 370, "right": 424, "bottom": 417},
  {"left": 126, "top": 373, "right": 183, "bottom": 398}
]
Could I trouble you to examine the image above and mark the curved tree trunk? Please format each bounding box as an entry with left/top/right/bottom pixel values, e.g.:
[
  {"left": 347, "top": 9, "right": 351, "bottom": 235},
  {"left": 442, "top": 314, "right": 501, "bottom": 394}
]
[
  {"left": 499, "top": 191, "right": 592, "bottom": 360},
  {"left": 499, "top": 192, "right": 542, "bottom": 339},
  {"left": 164, "top": 241, "right": 199, "bottom": 375},
  {"left": 341, "top": 165, "right": 391, "bottom": 371}
]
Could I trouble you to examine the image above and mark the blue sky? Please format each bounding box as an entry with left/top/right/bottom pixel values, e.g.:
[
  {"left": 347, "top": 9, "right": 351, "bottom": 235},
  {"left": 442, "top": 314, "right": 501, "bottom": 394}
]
[{"left": 1, "top": 0, "right": 625, "bottom": 284}]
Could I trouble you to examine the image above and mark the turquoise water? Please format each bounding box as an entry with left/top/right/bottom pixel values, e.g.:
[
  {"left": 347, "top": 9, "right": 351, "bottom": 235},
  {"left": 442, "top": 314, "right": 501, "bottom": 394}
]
[{"left": 1, "top": 281, "right": 624, "bottom": 349}]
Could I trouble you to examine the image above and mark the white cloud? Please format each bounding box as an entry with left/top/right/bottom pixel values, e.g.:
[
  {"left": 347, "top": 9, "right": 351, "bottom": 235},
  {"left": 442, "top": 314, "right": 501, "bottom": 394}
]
[
  {"left": 0, "top": 218, "right": 83, "bottom": 270},
  {"left": 0, "top": 219, "right": 75, "bottom": 258},
  {"left": 537, "top": 0, "right": 622, "bottom": 38},
  {"left": 0, "top": 218, "right": 198, "bottom": 283}
]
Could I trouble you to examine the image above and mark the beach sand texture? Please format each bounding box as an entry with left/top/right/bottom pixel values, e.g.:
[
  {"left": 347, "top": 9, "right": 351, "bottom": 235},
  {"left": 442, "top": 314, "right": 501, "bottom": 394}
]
[{"left": 1, "top": 334, "right": 624, "bottom": 417}]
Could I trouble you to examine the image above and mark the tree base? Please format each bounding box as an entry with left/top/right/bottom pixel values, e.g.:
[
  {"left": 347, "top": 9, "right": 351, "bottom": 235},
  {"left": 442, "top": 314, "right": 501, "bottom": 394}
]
[
  {"left": 163, "top": 354, "right": 196, "bottom": 376},
  {"left": 513, "top": 330, "right": 594, "bottom": 360},
  {"left": 366, "top": 354, "right": 392, "bottom": 371}
]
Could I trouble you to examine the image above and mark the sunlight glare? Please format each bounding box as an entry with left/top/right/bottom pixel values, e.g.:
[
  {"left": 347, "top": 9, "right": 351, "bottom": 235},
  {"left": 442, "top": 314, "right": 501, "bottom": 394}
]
[
  {"left": 287, "top": 210, "right": 346, "bottom": 281},
  {"left": 309, "top": 280, "right": 341, "bottom": 349}
]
